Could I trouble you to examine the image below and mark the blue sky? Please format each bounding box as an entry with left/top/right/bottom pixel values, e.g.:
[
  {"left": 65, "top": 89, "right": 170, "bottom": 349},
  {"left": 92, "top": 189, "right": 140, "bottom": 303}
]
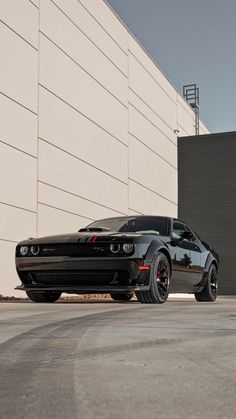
[{"left": 107, "top": 0, "right": 236, "bottom": 133}]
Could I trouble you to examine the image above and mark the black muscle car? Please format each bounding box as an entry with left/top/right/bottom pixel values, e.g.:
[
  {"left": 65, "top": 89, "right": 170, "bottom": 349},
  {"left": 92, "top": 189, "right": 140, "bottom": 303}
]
[{"left": 15, "top": 216, "right": 219, "bottom": 304}]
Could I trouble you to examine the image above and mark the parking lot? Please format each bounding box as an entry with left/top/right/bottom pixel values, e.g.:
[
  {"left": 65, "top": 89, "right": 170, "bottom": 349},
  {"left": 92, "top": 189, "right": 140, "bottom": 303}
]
[{"left": 0, "top": 297, "right": 235, "bottom": 419}]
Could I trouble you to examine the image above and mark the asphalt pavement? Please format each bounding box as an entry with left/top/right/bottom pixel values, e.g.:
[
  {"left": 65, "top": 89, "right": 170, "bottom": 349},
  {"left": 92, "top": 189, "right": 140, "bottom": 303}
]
[{"left": 0, "top": 297, "right": 235, "bottom": 419}]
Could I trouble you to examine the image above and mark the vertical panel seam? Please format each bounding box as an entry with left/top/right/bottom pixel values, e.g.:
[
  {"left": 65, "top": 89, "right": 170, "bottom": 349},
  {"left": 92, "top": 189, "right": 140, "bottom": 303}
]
[
  {"left": 36, "top": 1, "right": 40, "bottom": 237},
  {"left": 129, "top": 87, "right": 176, "bottom": 138},
  {"left": 127, "top": 32, "right": 130, "bottom": 215}
]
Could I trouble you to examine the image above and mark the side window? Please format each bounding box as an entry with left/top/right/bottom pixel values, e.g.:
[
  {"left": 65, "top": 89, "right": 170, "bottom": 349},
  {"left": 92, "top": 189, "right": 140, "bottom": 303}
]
[
  {"left": 184, "top": 224, "right": 197, "bottom": 242},
  {"left": 172, "top": 221, "right": 187, "bottom": 238}
]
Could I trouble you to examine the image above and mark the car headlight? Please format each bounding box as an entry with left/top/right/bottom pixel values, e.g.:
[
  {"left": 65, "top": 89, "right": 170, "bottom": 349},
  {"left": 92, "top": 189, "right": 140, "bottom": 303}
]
[
  {"left": 110, "top": 243, "right": 121, "bottom": 254},
  {"left": 123, "top": 243, "right": 134, "bottom": 254},
  {"left": 30, "top": 245, "right": 40, "bottom": 256},
  {"left": 20, "top": 246, "right": 29, "bottom": 256}
]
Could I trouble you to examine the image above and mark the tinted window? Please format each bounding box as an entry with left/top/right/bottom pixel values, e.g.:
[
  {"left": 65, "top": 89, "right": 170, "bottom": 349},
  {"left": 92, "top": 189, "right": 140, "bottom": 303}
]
[
  {"left": 172, "top": 221, "right": 187, "bottom": 237},
  {"left": 86, "top": 217, "right": 169, "bottom": 236},
  {"left": 184, "top": 223, "right": 198, "bottom": 241},
  {"left": 172, "top": 221, "right": 196, "bottom": 241}
]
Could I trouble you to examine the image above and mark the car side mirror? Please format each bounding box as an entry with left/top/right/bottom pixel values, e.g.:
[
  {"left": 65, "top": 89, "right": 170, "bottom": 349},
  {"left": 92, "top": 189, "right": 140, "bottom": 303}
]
[
  {"left": 181, "top": 231, "right": 194, "bottom": 240},
  {"left": 170, "top": 230, "right": 195, "bottom": 246}
]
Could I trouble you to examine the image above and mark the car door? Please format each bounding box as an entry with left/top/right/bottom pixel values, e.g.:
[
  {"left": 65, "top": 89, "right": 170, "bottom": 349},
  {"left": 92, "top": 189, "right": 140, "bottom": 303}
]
[
  {"left": 169, "top": 220, "right": 202, "bottom": 292},
  {"left": 183, "top": 223, "right": 204, "bottom": 282}
]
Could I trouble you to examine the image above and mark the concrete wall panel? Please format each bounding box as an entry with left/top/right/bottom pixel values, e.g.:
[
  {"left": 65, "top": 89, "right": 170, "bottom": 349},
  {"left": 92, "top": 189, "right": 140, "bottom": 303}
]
[
  {"left": 128, "top": 34, "right": 177, "bottom": 103},
  {"left": 129, "top": 180, "right": 177, "bottom": 217},
  {"left": 0, "top": 241, "right": 22, "bottom": 296},
  {"left": 39, "top": 84, "right": 128, "bottom": 183},
  {"left": 128, "top": 209, "right": 143, "bottom": 216},
  {"left": 0, "top": 94, "right": 37, "bottom": 157},
  {"left": 199, "top": 121, "right": 210, "bottom": 135},
  {"left": 129, "top": 105, "right": 177, "bottom": 168},
  {"left": 38, "top": 203, "right": 93, "bottom": 236},
  {"left": 0, "top": 23, "right": 38, "bottom": 113},
  {"left": 40, "top": 0, "right": 128, "bottom": 105},
  {"left": 129, "top": 54, "right": 176, "bottom": 130},
  {"left": 38, "top": 140, "right": 128, "bottom": 214},
  {"left": 177, "top": 97, "right": 195, "bottom": 136},
  {"left": 0, "top": 204, "right": 36, "bottom": 242},
  {"left": 0, "top": 0, "right": 38, "bottom": 48},
  {"left": 52, "top": 0, "right": 128, "bottom": 75},
  {"left": 38, "top": 182, "right": 126, "bottom": 223},
  {"left": 129, "top": 135, "right": 177, "bottom": 204},
  {"left": 0, "top": 142, "right": 37, "bottom": 211},
  {"left": 79, "top": 0, "right": 128, "bottom": 53},
  {"left": 129, "top": 89, "right": 177, "bottom": 145},
  {"left": 39, "top": 34, "right": 127, "bottom": 144},
  {"left": 30, "top": 0, "right": 39, "bottom": 8}
]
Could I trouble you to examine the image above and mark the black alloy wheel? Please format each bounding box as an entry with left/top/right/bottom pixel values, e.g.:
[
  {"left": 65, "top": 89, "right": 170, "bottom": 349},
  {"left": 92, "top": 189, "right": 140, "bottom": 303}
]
[
  {"left": 195, "top": 264, "right": 218, "bottom": 302},
  {"left": 26, "top": 291, "right": 62, "bottom": 303},
  {"left": 136, "top": 252, "right": 170, "bottom": 304}
]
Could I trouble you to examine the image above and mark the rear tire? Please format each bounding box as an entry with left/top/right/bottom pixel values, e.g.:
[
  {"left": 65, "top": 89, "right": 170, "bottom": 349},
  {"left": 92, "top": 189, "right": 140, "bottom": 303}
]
[
  {"left": 110, "top": 292, "right": 133, "bottom": 301},
  {"left": 135, "top": 252, "right": 170, "bottom": 304},
  {"left": 26, "top": 290, "right": 61, "bottom": 303},
  {"left": 194, "top": 264, "right": 218, "bottom": 302}
]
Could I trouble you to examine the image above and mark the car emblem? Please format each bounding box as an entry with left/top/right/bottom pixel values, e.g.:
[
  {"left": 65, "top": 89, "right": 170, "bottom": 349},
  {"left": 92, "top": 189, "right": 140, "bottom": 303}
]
[{"left": 42, "top": 247, "right": 56, "bottom": 252}]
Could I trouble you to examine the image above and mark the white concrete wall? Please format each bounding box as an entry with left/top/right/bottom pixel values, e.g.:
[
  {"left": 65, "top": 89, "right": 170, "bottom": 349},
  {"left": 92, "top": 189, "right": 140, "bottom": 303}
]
[
  {"left": 0, "top": 0, "right": 38, "bottom": 296},
  {"left": 0, "top": 0, "right": 210, "bottom": 296}
]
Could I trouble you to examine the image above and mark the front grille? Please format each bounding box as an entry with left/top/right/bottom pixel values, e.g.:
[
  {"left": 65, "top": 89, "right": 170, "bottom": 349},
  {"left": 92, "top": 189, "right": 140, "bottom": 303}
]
[
  {"left": 39, "top": 243, "right": 109, "bottom": 257},
  {"left": 29, "top": 270, "right": 130, "bottom": 287}
]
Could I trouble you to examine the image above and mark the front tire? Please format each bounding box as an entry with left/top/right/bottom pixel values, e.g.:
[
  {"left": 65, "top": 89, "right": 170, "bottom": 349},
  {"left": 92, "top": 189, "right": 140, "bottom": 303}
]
[
  {"left": 110, "top": 292, "right": 133, "bottom": 301},
  {"left": 136, "top": 252, "right": 170, "bottom": 304},
  {"left": 194, "top": 264, "right": 218, "bottom": 302},
  {"left": 26, "top": 291, "right": 61, "bottom": 303}
]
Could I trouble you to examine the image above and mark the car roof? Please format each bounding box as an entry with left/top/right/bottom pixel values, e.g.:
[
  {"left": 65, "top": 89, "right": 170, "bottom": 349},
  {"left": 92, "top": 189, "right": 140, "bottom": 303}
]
[{"left": 94, "top": 215, "right": 172, "bottom": 221}]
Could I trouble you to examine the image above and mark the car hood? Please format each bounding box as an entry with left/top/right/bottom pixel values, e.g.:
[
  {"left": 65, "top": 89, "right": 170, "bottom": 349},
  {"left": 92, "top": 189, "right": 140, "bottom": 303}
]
[{"left": 18, "top": 231, "right": 166, "bottom": 245}]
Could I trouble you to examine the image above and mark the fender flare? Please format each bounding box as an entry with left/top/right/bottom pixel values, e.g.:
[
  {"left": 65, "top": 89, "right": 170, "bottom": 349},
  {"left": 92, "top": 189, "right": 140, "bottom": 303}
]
[
  {"left": 144, "top": 239, "right": 173, "bottom": 274},
  {"left": 204, "top": 252, "right": 219, "bottom": 273},
  {"left": 197, "top": 253, "right": 219, "bottom": 291}
]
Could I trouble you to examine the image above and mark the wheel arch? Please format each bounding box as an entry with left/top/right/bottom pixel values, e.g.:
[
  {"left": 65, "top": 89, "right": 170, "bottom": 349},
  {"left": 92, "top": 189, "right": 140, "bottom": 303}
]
[
  {"left": 158, "top": 247, "right": 172, "bottom": 275},
  {"left": 204, "top": 253, "right": 219, "bottom": 273},
  {"left": 136, "top": 243, "right": 172, "bottom": 304},
  {"left": 197, "top": 254, "right": 219, "bottom": 292},
  {"left": 145, "top": 239, "right": 172, "bottom": 274},
  {"left": 211, "top": 259, "right": 218, "bottom": 270}
]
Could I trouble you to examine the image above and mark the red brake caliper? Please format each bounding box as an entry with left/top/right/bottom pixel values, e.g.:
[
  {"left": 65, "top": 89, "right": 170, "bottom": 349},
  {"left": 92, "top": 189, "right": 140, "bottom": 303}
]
[{"left": 157, "top": 270, "right": 161, "bottom": 282}]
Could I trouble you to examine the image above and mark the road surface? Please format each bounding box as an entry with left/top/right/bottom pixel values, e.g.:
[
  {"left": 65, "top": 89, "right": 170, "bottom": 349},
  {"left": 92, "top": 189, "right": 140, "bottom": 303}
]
[{"left": 0, "top": 297, "right": 236, "bottom": 418}]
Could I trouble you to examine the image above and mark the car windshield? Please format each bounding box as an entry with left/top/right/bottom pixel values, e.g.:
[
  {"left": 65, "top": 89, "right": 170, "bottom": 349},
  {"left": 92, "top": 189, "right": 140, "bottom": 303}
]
[{"left": 85, "top": 217, "right": 169, "bottom": 236}]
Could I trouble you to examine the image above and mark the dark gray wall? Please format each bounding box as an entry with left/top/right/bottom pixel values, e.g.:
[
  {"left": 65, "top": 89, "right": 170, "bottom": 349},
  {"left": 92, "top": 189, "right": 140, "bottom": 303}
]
[{"left": 178, "top": 131, "right": 236, "bottom": 295}]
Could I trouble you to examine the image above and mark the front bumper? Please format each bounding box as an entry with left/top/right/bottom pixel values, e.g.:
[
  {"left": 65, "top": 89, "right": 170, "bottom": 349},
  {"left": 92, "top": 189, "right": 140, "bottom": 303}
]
[{"left": 15, "top": 256, "right": 151, "bottom": 293}]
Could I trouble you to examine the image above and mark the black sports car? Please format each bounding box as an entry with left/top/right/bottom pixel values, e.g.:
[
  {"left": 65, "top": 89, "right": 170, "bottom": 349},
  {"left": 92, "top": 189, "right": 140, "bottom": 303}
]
[{"left": 15, "top": 216, "right": 219, "bottom": 304}]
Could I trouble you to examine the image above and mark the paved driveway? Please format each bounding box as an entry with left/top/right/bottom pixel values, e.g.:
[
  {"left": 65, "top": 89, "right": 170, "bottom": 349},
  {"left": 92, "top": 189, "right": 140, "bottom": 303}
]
[{"left": 0, "top": 297, "right": 235, "bottom": 418}]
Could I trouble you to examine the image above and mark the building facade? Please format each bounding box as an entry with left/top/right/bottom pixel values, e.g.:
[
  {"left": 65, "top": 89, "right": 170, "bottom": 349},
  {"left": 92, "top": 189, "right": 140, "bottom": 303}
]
[
  {"left": 178, "top": 132, "right": 236, "bottom": 295},
  {"left": 0, "top": 0, "right": 209, "bottom": 296}
]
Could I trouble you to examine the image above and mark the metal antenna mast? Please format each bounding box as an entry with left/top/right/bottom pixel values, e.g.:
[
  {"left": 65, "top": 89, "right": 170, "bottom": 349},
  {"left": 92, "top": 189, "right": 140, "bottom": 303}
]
[{"left": 183, "top": 84, "right": 200, "bottom": 135}]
